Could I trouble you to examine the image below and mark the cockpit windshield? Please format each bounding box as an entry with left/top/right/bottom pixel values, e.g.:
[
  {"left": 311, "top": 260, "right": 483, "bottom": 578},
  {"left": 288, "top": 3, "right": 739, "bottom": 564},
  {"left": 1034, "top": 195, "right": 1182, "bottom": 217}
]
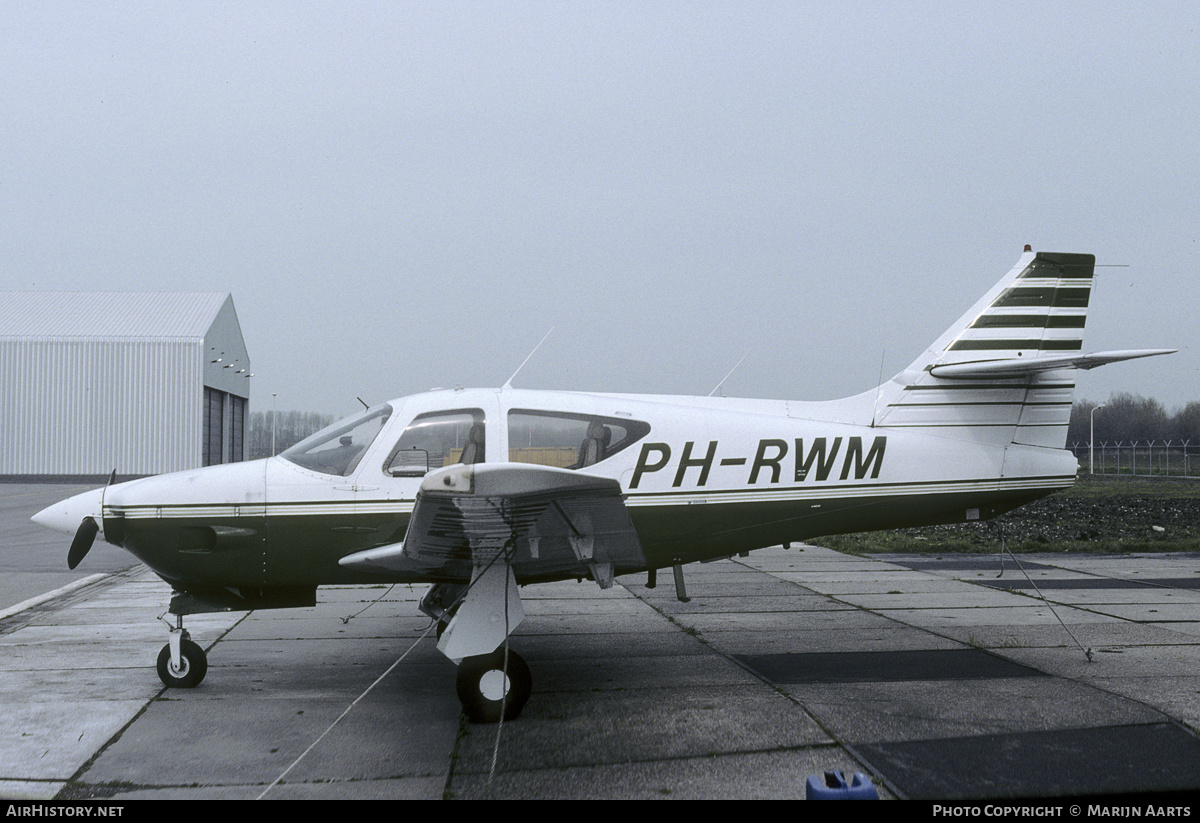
[{"left": 280, "top": 403, "right": 393, "bottom": 476}]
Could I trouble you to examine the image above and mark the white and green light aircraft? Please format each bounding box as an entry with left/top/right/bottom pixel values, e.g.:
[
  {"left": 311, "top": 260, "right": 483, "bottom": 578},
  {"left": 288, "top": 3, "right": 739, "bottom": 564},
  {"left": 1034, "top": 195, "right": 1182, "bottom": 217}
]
[{"left": 33, "top": 248, "right": 1172, "bottom": 722}]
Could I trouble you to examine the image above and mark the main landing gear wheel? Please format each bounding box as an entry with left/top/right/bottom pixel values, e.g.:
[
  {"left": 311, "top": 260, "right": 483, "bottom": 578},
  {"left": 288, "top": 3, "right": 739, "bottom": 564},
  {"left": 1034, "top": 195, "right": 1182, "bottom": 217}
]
[
  {"left": 455, "top": 648, "right": 531, "bottom": 723},
  {"left": 156, "top": 638, "right": 208, "bottom": 688}
]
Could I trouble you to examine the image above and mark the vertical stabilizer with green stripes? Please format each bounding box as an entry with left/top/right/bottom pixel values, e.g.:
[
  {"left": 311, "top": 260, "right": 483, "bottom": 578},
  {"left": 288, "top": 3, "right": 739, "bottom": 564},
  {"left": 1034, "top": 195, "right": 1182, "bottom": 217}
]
[{"left": 873, "top": 251, "right": 1095, "bottom": 448}]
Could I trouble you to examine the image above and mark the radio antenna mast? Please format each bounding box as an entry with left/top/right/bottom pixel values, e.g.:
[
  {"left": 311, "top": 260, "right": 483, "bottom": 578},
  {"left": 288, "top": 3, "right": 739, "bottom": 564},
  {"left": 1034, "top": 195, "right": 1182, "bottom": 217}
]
[
  {"left": 709, "top": 351, "right": 751, "bottom": 397},
  {"left": 504, "top": 328, "right": 554, "bottom": 389}
]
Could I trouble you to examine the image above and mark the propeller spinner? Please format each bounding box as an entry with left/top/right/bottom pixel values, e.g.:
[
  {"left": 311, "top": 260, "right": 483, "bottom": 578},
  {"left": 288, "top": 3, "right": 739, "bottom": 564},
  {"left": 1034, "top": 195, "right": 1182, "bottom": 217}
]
[{"left": 30, "top": 472, "right": 114, "bottom": 570}]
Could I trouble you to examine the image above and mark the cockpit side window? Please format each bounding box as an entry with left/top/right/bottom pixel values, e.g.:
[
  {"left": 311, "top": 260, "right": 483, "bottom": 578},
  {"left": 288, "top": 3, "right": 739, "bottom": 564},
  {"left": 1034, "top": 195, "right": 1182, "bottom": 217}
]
[
  {"left": 507, "top": 410, "right": 650, "bottom": 469},
  {"left": 383, "top": 408, "right": 486, "bottom": 477},
  {"left": 280, "top": 404, "right": 393, "bottom": 476}
]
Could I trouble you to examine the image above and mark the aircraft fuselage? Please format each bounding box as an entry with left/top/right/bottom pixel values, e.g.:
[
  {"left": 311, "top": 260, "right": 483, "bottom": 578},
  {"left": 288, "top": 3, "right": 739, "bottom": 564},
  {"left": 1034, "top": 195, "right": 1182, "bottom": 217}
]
[{"left": 88, "top": 386, "right": 1076, "bottom": 592}]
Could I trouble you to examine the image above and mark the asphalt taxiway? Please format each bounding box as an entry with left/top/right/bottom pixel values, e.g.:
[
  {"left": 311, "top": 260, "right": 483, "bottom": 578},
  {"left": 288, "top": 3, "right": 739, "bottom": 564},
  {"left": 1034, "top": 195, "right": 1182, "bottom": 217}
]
[{"left": 3, "top": 488, "right": 1200, "bottom": 800}]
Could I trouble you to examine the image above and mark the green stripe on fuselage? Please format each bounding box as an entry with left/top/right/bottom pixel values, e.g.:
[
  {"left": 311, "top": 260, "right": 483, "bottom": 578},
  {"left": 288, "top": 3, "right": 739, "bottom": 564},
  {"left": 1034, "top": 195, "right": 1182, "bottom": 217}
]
[{"left": 107, "top": 475, "right": 1073, "bottom": 589}]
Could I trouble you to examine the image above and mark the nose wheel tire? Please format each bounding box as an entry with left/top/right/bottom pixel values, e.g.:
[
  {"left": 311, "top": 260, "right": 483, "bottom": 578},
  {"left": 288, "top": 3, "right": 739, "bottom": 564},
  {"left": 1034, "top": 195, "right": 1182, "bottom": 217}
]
[
  {"left": 456, "top": 648, "right": 531, "bottom": 723},
  {"left": 156, "top": 638, "right": 208, "bottom": 688}
]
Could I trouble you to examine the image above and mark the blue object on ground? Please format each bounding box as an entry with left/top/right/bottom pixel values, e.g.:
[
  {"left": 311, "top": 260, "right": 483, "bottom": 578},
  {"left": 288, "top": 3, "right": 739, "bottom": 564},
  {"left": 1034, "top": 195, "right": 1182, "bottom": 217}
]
[{"left": 805, "top": 770, "right": 879, "bottom": 799}]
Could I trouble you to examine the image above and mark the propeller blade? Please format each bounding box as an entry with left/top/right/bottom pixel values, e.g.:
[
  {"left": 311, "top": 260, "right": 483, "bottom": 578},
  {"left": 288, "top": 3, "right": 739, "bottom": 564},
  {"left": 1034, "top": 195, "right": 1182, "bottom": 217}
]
[{"left": 67, "top": 516, "right": 99, "bottom": 570}]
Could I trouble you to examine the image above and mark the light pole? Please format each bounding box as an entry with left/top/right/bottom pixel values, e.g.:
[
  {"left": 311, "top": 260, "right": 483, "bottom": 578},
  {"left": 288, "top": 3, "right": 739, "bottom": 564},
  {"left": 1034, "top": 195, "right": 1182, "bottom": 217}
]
[
  {"left": 271, "top": 393, "right": 278, "bottom": 456},
  {"left": 1090, "top": 404, "right": 1105, "bottom": 474}
]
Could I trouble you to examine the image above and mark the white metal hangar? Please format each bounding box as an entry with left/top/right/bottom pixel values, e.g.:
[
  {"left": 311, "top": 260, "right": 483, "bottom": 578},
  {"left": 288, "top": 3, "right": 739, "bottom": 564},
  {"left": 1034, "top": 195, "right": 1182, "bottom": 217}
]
[{"left": 0, "top": 292, "right": 251, "bottom": 480}]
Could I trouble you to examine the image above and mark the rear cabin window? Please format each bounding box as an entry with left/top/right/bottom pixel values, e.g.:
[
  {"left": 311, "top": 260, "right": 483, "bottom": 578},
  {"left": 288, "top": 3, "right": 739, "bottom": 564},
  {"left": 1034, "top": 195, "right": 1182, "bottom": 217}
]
[
  {"left": 383, "top": 409, "right": 486, "bottom": 476},
  {"left": 507, "top": 410, "right": 650, "bottom": 469}
]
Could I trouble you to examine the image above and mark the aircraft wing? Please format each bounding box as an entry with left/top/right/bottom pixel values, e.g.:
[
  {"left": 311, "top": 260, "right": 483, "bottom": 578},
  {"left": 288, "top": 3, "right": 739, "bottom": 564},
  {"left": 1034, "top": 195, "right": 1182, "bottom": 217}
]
[
  {"left": 339, "top": 463, "right": 645, "bottom": 588},
  {"left": 929, "top": 348, "right": 1176, "bottom": 379}
]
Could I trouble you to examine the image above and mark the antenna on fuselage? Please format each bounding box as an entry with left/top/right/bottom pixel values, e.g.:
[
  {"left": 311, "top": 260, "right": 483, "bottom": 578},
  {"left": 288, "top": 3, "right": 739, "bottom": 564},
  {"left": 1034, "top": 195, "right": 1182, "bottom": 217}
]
[
  {"left": 356, "top": 396, "right": 370, "bottom": 410},
  {"left": 709, "top": 351, "right": 751, "bottom": 397},
  {"left": 870, "top": 349, "right": 887, "bottom": 428},
  {"left": 503, "top": 328, "right": 554, "bottom": 389}
]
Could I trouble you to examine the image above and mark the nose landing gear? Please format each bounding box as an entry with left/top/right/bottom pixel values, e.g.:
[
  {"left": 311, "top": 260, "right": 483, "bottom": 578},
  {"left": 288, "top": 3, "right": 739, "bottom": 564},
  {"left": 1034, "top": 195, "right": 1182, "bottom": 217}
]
[{"left": 157, "top": 617, "right": 208, "bottom": 688}]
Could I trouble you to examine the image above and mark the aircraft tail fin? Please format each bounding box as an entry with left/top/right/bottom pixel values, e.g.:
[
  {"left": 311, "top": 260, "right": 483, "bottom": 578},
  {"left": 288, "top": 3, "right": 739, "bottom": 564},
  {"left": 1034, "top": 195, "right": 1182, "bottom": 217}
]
[{"left": 872, "top": 249, "right": 1173, "bottom": 448}]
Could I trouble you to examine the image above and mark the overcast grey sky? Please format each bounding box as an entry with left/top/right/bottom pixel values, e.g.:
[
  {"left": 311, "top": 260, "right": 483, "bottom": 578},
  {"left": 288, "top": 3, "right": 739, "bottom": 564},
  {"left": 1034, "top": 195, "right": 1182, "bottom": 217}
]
[{"left": 3, "top": 1, "right": 1196, "bottom": 419}]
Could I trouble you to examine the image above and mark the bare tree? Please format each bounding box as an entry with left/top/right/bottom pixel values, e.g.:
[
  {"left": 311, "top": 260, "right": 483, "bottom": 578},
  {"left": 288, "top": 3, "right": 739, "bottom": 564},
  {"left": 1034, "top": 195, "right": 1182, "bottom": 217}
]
[
  {"left": 248, "top": 411, "right": 334, "bottom": 459},
  {"left": 1172, "top": 401, "right": 1200, "bottom": 443},
  {"left": 1069, "top": 393, "right": 1171, "bottom": 444}
]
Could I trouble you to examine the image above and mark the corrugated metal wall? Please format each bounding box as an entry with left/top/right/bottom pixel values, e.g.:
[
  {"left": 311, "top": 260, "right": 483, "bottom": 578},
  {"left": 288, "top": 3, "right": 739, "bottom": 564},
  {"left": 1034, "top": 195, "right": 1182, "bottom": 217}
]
[{"left": 0, "top": 338, "right": 202, "bottom": 475}]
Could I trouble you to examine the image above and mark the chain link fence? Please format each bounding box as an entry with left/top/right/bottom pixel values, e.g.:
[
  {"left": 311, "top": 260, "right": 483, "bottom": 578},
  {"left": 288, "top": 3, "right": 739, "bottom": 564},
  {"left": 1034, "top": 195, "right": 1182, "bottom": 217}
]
[{"left": 1070, "top": 441, "right": 1199, "bottom": 477}]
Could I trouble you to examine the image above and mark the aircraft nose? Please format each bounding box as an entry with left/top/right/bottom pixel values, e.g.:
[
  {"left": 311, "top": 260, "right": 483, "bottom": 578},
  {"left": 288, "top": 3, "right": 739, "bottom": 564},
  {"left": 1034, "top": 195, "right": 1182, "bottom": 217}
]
[{"left": 32, "top": 487, "right": 106, "bottom": 535}]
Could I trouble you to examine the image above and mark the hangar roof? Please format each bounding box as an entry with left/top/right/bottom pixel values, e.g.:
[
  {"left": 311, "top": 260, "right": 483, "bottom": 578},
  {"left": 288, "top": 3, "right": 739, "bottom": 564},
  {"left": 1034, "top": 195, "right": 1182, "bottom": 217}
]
[{"left": 0, "top": 292, "right": 232, "bottom": 340}]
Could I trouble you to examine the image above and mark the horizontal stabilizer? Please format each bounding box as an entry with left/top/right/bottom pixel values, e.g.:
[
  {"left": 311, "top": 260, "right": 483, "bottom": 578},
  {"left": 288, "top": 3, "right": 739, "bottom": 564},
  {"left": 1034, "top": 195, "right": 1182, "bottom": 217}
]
[{"left": 929, "top": 348, "right": 1176, "bottom": 379}]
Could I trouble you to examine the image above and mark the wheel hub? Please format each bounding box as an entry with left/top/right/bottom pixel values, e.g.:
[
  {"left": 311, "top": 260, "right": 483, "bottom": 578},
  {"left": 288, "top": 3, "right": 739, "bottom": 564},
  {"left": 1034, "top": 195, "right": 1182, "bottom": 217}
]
[{"left": 478, "top": 669, "right": 510, "bottom": 701}]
